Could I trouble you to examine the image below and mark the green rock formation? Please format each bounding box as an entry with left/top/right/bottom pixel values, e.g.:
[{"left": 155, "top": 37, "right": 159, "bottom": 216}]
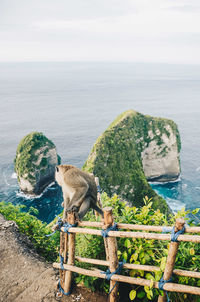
[
  {"left": 83, "top": 110, "right": 181, "bottom": 213},
  {"left": 14, "top": 132, "right": 61, "bottom": 195}
]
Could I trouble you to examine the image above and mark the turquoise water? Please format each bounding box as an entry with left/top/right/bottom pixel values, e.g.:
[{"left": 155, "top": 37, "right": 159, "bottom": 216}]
[{"left": 0, "top": 62, "right": 200, "bottom": 223}]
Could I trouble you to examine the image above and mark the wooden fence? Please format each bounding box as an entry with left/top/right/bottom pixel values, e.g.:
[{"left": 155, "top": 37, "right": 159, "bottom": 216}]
[{"left": 53, "top": 207, "right": 200, "bottom": 302}]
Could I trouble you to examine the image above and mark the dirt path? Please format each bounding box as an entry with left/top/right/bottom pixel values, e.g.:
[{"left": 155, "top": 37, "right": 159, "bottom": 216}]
[{"left": 0, "top": 214, "right": 107, "bottom": 302}]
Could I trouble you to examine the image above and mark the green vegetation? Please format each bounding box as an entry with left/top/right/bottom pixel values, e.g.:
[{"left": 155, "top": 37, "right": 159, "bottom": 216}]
[
  {"left": 83, "top": 110, "right": 181, "bottom": 212},
  {"left": 75, "top": 194, "right": 200, "bottom": 301},
  {"left": 0, "top": 196, "right": 199, "bottom": 301},
  {"left": 14, "top": 132, "right": 60, "bottom": 186},
  {"left": 0, "top": 202, "right": 59, "bottom": 261}
]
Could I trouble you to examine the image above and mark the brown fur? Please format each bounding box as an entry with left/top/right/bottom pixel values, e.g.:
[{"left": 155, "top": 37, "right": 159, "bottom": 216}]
[{"left": 55, "top": 165, "right": 103, "bottom": 220}]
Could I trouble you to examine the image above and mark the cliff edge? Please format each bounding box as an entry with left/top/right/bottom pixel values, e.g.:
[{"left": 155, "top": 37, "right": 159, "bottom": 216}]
[{"left": 0, "top": 214, "right": 107, "bottom": 302}]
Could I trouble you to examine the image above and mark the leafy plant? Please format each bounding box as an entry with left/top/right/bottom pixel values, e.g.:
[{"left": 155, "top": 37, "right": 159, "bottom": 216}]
[
  {"left": 0, "top": 194, "right": 200, "bottom": 301},
  {"left": 73, "top": 193, "right": 200, "bottom": 301},
  {"left": 0, "top": 201, "right": 59, "bottom": 261}
]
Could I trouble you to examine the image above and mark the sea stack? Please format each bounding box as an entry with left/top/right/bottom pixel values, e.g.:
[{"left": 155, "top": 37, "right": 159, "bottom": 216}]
[
  {"left": 83, "top": 110, "right": 181, "bottom": 212},
  {"left": 14, "top": 132, "right": 61, "bottom": 196}
]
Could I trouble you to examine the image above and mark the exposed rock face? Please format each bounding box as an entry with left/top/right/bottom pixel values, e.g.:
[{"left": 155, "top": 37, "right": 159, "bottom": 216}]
[
  {"left": 14, "top": 132, "right": 61, "bottom": 195},
  {"left": 83, "top": 110, "right": 181, "bottom": 212},
  {"left": 141, "top": 125, "right": 180, "bottom": 182}
]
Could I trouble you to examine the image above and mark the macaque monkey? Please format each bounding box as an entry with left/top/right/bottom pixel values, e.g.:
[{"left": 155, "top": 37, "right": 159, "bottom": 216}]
[{"left": 55, "top": 165, "right": 103, "bottom": 220}]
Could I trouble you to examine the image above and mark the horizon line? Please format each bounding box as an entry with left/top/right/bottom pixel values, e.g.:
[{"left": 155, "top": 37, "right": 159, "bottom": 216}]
[{"left": 0, "top": 60, "right": 199, "bottom": 66}]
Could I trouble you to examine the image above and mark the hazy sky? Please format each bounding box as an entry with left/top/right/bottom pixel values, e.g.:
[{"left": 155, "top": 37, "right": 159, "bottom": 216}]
[{"left": 0, "top": 0, "right": 200, "bottom": 63}]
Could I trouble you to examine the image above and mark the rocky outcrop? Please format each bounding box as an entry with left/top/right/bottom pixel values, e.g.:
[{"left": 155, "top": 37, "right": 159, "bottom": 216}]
[
  {"left": 83, "top": 110, "right": 181, "bottom": 212},
  {"left": 141, "top": 125, "right": 180, "bottom": 182},
  {"left": 14, "top": 132, "right": 61, "bottom": 195}
]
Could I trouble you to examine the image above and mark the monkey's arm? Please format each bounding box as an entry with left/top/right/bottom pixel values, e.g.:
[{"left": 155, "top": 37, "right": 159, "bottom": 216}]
[
  {"left": 66, "top": 174, "right": 89, "bottom": 211},
  {"left": 67, "top": 184, "right": 88, "bottom": 212}
]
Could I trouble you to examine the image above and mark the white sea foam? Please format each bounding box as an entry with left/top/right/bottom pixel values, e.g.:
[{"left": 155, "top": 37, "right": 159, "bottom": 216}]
[
  {"left": 16, "top": 181, "right": 56, "bottom": 200},
  {"left": 166, "top": 198, "right": 185, "bottom": 213},
  {"left": 196, "top": 167, "right": 200, "bottom": 172},
  {"left": 182, "top": 183, "right": 188, "bottom": 189},
  {"left": 148, "top": 176, "right": 181, "bottom": 185},
  {"left": 11, "top": 172, "right": 17, "bottom": 179}
]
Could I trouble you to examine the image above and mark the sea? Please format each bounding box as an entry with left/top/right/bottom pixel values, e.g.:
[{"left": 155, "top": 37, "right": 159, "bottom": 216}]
[{"left": 0, "top": 62, "right": 200, "bottom": 223}]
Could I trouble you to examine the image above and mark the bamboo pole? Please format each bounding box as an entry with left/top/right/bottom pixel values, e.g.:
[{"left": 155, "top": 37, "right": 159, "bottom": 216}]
[
  {"left": 52, "top": 263, "right": 200, "bottom": 296},
  {"left": 94, "top": 177, "right": 109, "bottom": 261},
  {"left": 158, "top": 218, "right": 185, "bottom": 302},
  {"left": 63, "top": 211, "right": 76, "bottom": 294},
  {"left": 74, "top": 256, "right": 200, "bottom": 279},
  {"left": 77, "top": 221, "right": 200, "bottom": 234},
  {"left": 58, "top": 231, "right": 65, "bottom": 297},
  {"left": 95, "top": 177, "right": 103, "bottom": 210},
  {"left": 60, "top": 226, "right": 200, "bottom": 243},
  {"left": 103, "top": 207, "right": 119, "bottom": 302}
]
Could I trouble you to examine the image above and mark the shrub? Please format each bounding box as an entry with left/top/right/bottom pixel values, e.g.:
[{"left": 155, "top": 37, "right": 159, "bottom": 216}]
[{"left": 0, "top": 201, "right": 59, "bottom": 261}]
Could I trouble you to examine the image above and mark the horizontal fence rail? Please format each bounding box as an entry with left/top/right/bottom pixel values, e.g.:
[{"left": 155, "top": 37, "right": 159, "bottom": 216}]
[
  {"left": 53, "top": 263, "right": 200, "bottom": 296},
  {"left": 60, "top": 226, "right": 200, "bottom": 243},
  {"left": 53, "top": 206, "right": 200, "bottom": 302},
  {"left": 78, "top": 221, "right": 200, "bottom": 234}
]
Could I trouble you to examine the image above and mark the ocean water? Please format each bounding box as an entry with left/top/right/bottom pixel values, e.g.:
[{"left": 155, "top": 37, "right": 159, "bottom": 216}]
[{"left": 0, "top": 62, "right": 200, "bottom": 223}]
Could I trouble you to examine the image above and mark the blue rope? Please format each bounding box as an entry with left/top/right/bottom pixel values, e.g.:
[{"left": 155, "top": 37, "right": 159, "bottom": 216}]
[
  {"left": 171, "top": 226, "right": 185, "bottom": 242},
  {"left": 58, "top": 253, "right": 71, "bottom": 296},
  {"left": 97, "top": 185, "right": 101, "bottom": 193},
  {"left": 101, "top": 223, "right": 118, "bottom": 238},
  {"left": 46, "top": 216, "right": 63, "bottom": 237},
  {"left": 158, "top": 276, "right": 173, "bottom": 302},
  {"left": 58, "top": 279, "right": 71, "bottom": 296},
  {"left": 62, "top": 222, "right": 78, "bottom": 234},
  {"left": 162, "top": 225, "right": 185, "bottom": 242},
  {"left": 59, "top": 253, "right": 65, "bottom": 270},
  {"left": 101, "top": 260, "right": 125, "bottom": 295}
]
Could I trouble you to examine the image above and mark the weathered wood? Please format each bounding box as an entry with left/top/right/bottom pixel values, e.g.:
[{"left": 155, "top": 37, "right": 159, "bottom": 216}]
[
  {"left": 53, "top": 263, "right": 200, "bottom": 296},
  {"left": 75, "top": 256, "right": 200, "bottom": 278},
  {"left": 77, "top": 221, "right": 200, "bottom": 234},
  {"left": 103, "top": 207, "right": 119, "bottom": 302},
  {"left": 75, "top": 256, "right": 160, "bottom": 272},
  {"left": 63, "top": 212, "right": 76, "bottom": 294},
  {"left": 95, "top": 177, "right": 103, "bottom": 210},
  {"left": 57, "top": 232, "right": 65, "bottom": 298},
  {"left": 61, "top": 226, "right": 200, "bottom": 243},
  {"left": 158, "top": 218, "right": 185, "bottom": 302},
  {"left": 173, "top": 269, "right": 200, "bottom": 279}
]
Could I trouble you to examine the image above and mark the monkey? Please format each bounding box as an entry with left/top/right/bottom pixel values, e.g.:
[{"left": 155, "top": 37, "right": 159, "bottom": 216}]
[{"left": 55, "top": 164, "right": 103, "bottom": 220}]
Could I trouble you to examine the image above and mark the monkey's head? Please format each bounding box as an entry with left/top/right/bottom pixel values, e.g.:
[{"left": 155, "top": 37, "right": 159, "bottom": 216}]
[
  {"left": 55, "top": 165, "right": 62, "bottom": 187},
  {"left": 55, "top": 164, "right": 75, "bottom": 187}
]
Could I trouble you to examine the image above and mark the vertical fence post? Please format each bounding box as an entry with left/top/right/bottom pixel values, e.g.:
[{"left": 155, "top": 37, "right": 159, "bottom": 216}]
[
  {"left": 59, "top": 231, "right": 65, "bottom": 294},
  {"left": 95, "top": 177, "right": 109, "bottom": 260},
  {"left": 58, "top": 207, "right": 68, "bottom": 295},
  {"left": 95, "top": 177, "right": 103, "bottom": 210},
  {"left": 103, "top": 207, "right": 119, "bottom": 302},
  {"left": 158, "top": 218, "right": 185, "bottom": 302},
  {"left": 63, "top": 211, "right": 76, "bottom": 294}
]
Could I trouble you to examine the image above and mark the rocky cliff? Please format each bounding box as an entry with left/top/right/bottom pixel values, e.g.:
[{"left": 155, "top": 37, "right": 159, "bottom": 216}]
[
  {"left": 83, "top": 110, "right": 181, "bottom": 212},
  {"left": 14, "top": 132, "right": 61, "bottom": 196}
]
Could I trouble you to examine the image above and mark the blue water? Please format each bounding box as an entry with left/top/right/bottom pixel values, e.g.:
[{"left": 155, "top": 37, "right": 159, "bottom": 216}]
[{"left": 0, "top": 62, "right": 200, "bottom": 223}]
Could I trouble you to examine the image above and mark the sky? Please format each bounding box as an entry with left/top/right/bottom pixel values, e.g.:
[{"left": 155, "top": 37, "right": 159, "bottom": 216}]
[{"left": 0, "top": 0, "right": 200, "bottom": 63}]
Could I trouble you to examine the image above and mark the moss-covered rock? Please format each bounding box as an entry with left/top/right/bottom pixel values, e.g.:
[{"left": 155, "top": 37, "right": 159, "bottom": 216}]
[
  {"left": 83, "top": 110, "right": 181, "bottom": 213},
  {"left": 14, "top": 132, "right": 61, "bottom": 195}
]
